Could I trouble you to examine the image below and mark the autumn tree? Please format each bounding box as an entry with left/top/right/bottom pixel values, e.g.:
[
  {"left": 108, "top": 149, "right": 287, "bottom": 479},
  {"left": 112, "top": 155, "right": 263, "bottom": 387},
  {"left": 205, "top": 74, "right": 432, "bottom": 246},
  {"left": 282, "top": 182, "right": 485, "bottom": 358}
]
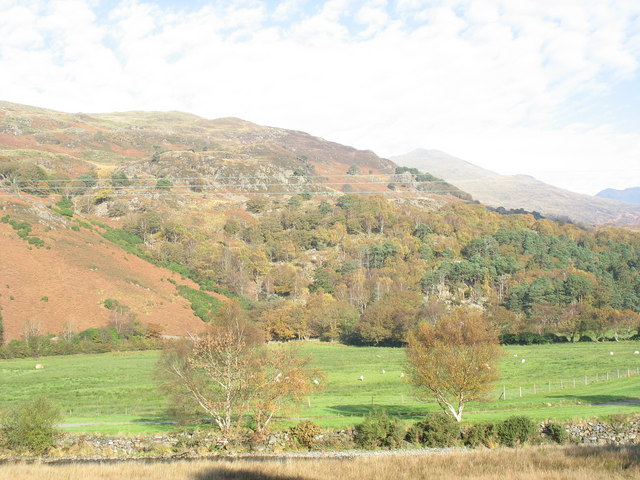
[
  {"left": 355, "top": 289, "right": 424, "bottom": 346},
  {"left": 304, "top": 292, "right": 359, "bottom": 342},
  {"left": 158, "top": 300, "right": 318, "bottom": 439},
  {"left": 258, "top": 301, "right": 305, "bottom": 341},
  {"left": 406, "top": 307, "right": 500, "bottom": 422},
  {"left": 251, "top": 346, "right": 321, "bottom": 432}
]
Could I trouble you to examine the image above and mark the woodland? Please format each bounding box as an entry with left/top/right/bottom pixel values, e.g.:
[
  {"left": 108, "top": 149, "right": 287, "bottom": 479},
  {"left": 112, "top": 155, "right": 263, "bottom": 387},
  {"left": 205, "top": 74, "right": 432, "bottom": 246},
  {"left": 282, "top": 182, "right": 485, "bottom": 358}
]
[{"left": 89, "top": 190, "right": 640, "bottom": 347}]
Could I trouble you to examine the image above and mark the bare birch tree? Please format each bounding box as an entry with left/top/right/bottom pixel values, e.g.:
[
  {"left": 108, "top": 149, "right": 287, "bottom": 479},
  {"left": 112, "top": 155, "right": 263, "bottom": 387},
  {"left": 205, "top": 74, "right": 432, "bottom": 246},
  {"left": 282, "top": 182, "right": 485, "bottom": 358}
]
[{"left": 158, "top": 300, "right": 318, "bottom": 439}]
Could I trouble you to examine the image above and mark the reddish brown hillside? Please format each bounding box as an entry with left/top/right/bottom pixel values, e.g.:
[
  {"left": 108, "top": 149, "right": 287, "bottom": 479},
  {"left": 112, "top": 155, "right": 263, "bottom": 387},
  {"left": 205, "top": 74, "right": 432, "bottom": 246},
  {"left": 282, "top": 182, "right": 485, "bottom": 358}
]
[{"left": 0, "top": 196, "right": 212, "bottom": 341}]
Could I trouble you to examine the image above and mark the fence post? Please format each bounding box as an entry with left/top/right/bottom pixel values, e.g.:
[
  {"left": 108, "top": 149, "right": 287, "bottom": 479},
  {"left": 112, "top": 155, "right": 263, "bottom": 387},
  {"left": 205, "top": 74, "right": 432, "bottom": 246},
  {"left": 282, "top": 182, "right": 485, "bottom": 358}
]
[
  {"left": 519, "top": 386, "right": 522, "bottom": 397},
  {"left": 503, "top": 385, "right": 506, "bottom": 400},
  {"left": 585, "top": 376, "right": 588, "bottom": 385},
  {"left": 533, "top": 384, "right": 536, "bottom": 394}
]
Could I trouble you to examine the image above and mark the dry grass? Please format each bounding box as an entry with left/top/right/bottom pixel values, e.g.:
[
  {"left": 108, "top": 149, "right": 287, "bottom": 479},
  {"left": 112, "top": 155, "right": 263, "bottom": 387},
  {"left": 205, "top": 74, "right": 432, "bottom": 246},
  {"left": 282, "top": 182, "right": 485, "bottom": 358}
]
[{"left": 1, "top": 445, "right": 639, "bottom": 480}]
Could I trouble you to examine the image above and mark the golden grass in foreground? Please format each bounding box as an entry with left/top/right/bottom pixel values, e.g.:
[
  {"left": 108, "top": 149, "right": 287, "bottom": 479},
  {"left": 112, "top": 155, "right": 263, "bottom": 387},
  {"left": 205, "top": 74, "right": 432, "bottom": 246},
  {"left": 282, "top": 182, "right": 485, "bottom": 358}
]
[{"left": 1, "top": 445, "right": 639, "bottom": 480}]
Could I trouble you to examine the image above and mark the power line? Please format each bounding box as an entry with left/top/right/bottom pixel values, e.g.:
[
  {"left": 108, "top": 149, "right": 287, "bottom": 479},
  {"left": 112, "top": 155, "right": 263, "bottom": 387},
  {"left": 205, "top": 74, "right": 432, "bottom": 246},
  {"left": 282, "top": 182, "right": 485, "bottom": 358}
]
[
  {"left": 0, "top": 190, "right": 461, "bottom": 198},
  {"left": 1, "top": 173, "right": 456, "bottom": 184}
]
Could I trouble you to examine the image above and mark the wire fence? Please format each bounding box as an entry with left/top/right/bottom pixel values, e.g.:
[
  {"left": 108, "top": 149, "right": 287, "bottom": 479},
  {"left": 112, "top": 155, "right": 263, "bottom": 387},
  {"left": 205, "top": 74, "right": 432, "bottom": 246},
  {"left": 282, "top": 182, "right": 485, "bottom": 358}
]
[{"left": 498, "top": 365, "right": 640, "bottom": 400}]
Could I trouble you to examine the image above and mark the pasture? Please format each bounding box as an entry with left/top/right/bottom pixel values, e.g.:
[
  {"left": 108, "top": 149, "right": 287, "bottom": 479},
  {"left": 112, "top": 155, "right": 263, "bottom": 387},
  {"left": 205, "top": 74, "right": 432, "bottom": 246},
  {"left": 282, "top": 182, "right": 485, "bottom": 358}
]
[{"left": 0, "top": 341, "right": 639, "bottom": 433}]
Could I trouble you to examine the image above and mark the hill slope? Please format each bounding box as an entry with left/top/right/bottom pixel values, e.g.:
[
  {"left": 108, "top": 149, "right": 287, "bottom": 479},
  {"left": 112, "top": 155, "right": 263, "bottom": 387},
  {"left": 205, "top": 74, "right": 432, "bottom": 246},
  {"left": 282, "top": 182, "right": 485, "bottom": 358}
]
[
  {"left": 0, "top": 101, "right": 473, "bottom": 201},
  {"left": 391, "top": 149, "right": 640, "bottom": 227},
  {"left": 597, "top": 186, "right": 640, "bottom": 205},
  {"left": 0, "top": 102, "right": 471, "bottom": 340},
  {"left": 0, "top": 195, "right": 213, "bottom": 341}
]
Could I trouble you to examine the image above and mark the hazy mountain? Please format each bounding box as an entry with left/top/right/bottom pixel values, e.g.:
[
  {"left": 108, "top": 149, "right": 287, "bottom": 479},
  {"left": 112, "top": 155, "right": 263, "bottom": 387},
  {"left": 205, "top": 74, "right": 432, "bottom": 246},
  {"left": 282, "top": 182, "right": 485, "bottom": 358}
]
[
  {"left": 596, "top": 187, "right": 640, "bottom": 205},
  {"left": 391, "top": 149, "right": 640, "bottom": 227}
]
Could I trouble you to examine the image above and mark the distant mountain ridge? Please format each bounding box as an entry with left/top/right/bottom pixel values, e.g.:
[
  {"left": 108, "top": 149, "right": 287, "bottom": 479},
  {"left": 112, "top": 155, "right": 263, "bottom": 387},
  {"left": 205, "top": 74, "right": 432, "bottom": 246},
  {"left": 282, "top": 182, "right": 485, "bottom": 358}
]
[
  {"left": 390, "top": 149, "right": 640, "bottom": 227},
  {"left": 597, "top": 187, "right": 640, "bottom": 205}
]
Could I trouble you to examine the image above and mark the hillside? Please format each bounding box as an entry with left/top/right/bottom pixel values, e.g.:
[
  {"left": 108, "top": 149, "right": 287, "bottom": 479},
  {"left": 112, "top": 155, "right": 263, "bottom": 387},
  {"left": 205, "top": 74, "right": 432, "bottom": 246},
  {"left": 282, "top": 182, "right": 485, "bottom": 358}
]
[
  {"left": 0, "top": 101, "right": 470, "bottom": 340},
  {"left": 2, "top": 102, "right": 640, "bottom": 349},
  {"left": 0, "top": 101, "right": 473, "bottom": 207},
  {"left": 0, "top": 194, "right": 215, "bottom": 341},
  {"left": 597, "top": 186, "right": 640, "bottom": 205},
  {"left": 390, "top": 149, "right": 640, "bottom": 227}
]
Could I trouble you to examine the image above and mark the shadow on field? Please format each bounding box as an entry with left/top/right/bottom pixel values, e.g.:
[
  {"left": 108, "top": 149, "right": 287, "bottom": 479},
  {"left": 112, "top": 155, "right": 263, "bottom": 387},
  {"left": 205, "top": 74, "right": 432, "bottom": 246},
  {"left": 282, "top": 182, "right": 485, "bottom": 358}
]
[
  {"left": 547, "top": 393, "right": 640, "bottom": 405},
  {"left": 193, "top": 467, "right": 306, "bottom": 480},
  {"left": 327, "top": 404, "right": 426, "bottom": 419},
  {"left": 564, "top": 444, "right": 640, "bottom": 467}
]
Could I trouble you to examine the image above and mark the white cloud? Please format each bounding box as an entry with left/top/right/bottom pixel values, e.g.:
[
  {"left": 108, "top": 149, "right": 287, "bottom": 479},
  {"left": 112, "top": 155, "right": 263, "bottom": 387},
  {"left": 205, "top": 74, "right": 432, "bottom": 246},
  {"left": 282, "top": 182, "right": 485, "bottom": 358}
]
[{"left": 0, "top": 0, "right": 638, "bottom": 194}]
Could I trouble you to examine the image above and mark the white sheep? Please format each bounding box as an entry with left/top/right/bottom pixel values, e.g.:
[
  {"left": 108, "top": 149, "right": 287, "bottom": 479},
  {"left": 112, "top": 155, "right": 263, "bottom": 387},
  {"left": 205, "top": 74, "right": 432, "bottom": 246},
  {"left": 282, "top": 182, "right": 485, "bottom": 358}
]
[
  {"left": 514, "top": 354, "right": 518, "bottom": 357},
  {"left": 381, "top": 369, "right": 386, "bottom": 374},
  {"left": 634, "top": 351, "right": 639, "bottom": 355},
  {"left": 313, "top": 379, "right": 319, "bottom": 385},
  {"left": 521, "top": 359, "right": 526, "bottom": 363},
  {"left": 359, "top": 375, "right": 364, "bottom": 381},
  {"left": 399, "top": 372, "right": 405, "bottom": 378},
  {"left": 610, "top": 352, "right": 614, "bottom": 356}
]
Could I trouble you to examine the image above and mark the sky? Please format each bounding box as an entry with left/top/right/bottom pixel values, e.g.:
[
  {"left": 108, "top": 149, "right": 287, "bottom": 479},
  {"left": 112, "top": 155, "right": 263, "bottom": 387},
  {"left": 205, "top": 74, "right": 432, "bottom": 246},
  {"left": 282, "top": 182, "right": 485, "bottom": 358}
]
[{"left": 1, "top": 0, "right": 639, "bottom": 195}]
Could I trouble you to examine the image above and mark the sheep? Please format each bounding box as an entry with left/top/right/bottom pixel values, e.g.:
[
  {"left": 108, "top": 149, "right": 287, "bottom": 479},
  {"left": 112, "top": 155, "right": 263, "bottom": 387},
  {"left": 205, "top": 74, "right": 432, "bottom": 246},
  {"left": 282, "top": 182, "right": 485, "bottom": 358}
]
[
  {"left": 35, "top": 364, "right": 44, "bottom": 369},
  {"left": 313, "top": 379, "right": 319, "bottom": 385},
  {"left": 381, "top": 369, "right": 386, "bottom": 374},
  {"left": 359, "top": 375, "right": 364, "bottom": 381},
  {"left": 634, "top": 351, "right": 639, "bottom": 355},
  {"left": 514, "top": 354, "right": 518, "bottom": 357},
  {"left": 399, "top": 372, "right": 405, "bottom": 378},
  {"left": 610, "top": 352, "right": 614, "bottom": 356},
  {"left": 521, "top": 359, "right": 526, "bottom": 363}
]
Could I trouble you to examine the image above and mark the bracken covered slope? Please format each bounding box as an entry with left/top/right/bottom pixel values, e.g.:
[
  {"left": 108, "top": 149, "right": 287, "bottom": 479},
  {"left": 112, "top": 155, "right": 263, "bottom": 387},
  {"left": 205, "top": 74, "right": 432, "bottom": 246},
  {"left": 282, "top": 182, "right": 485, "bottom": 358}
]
[{"left": 0, "top": 195, "right": 211, "bottom": 341}]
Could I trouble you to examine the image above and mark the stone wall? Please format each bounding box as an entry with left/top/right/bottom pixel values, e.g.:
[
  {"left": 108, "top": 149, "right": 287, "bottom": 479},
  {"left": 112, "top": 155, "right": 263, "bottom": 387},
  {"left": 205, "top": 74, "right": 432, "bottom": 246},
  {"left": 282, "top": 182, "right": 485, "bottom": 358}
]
[
  {"left": 21, "top": 421, "right": 640, "bottom": 459},
  {"left": 566, "top": 421, "right": 639, "bottom": 445}
]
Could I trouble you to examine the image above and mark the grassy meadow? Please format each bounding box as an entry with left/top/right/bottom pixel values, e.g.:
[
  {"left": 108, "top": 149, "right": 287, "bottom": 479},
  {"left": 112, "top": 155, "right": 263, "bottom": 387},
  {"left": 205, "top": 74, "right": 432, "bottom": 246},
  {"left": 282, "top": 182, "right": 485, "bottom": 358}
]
[{"left": 0, "top": 342, "right": 639, "bottom": 433}]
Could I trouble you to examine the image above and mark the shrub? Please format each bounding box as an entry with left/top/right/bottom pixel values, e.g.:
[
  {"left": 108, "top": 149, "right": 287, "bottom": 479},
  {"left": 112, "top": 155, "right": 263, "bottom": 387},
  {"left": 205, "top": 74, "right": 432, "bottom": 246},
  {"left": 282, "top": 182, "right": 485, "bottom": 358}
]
[
  {"left": 496, "top": 416, "right": 537, "bottom": 447},
  {"left": 54, "top": 197, "right": 74, "bottom": 217},
  {"left": 463, "top": 423, "right": 496, "bottom": 448},
  {"left": 289, "top": 420, "right": 323, "bottom": 449},
  {"left": 1, "top": 396, "right": 62, "bottom": 454},
  {"left": 407, "top": 414, "right": 461, "bottom": 447},
  {"left": 175, "top": 285, "right": 222, "bottom": 322},
  {"left": 103, "top": 298, "right": 123, "bottom": 310},
  {"left": 545, "top": 422, "right": 568, "bottom": 444},
  {"left": 354, "top": 408, "right": 404, "bottom": 449},
  {"left": 156, "top": 177, "right": 173, "bottom": 190}
]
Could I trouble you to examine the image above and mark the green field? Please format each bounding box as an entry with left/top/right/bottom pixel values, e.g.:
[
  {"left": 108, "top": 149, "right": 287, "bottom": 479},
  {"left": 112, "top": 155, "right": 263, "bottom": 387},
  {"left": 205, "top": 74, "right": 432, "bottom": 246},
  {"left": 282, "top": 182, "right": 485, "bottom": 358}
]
[{"left": 0, "top": 342, "right": 639, "bottom": 433}]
